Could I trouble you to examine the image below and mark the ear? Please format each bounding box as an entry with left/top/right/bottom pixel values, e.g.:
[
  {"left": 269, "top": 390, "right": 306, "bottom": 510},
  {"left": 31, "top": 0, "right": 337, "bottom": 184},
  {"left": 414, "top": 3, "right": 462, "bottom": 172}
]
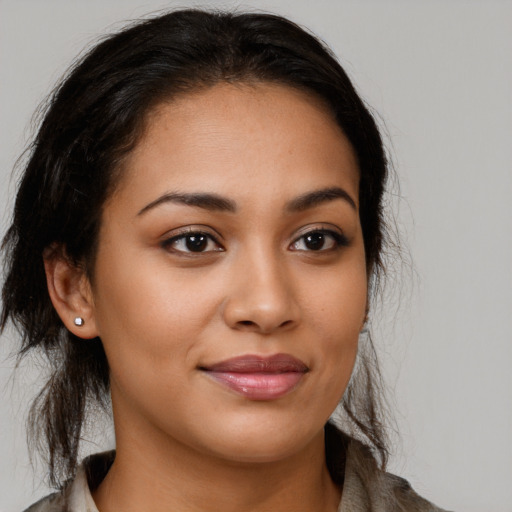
[{"left": 43, "top": 247, "right": 99, "bottom": 339}]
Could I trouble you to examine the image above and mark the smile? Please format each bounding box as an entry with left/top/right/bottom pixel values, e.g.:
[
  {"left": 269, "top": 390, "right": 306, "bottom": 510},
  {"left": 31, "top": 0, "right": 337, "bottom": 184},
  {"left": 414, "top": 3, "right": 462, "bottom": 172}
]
[{"left": 200, "top": 353, "right": 309, "bottom": 401}]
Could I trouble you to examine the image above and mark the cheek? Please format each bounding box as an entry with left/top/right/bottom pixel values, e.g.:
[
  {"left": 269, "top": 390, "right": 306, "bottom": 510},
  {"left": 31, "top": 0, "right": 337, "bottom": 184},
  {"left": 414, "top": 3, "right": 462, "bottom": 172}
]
[
  {"left": 301, "top": 258, "right": 367, "bottom": 399},
  {"left": 90, "top": 246, "right": 222, "bottom": 383},
  {"left": 303, "top": 250, "right": 367, "bottom": 332}
]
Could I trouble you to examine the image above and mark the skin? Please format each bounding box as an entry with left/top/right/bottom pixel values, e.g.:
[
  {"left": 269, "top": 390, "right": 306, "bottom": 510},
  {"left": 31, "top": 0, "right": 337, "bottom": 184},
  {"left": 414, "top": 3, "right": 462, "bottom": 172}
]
[{"left": 46, "top": 83, "right": 367, "bottom": 512}]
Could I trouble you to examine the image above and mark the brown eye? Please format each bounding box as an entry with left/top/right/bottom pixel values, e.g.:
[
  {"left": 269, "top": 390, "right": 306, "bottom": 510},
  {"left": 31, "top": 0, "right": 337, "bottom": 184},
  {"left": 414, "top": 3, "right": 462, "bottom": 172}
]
[
  {"left": 162, "top": 232, "right": 223, "bottom": 254},
  {"left": 290, "top": 229, "right": 348, "bottom": 252},
  {"left": 185, "top": 234, "right": 208, "bottom": 252},
  {"left": 304, "top": 232, "right": 326, "bottom": 251}
]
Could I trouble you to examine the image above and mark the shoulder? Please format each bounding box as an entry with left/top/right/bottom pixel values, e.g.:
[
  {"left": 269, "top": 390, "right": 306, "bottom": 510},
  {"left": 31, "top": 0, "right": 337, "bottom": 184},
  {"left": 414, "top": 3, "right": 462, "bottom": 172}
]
[
  {"left": 22, "top": 451, "right": 114, "bottom": 512},
  {"left": 342, "top": 438, "right": 451, "bottom": 512},
  {"left": 375, "top": 471, "right": 449, "bottom": 512},
  {"left": 23, "top": 491, "right": 68, "bottom": 512}
]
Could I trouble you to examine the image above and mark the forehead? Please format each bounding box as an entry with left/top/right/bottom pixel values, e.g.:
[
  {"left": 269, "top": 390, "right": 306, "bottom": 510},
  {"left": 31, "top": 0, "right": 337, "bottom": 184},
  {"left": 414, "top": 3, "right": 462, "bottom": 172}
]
[{"left": 114, "top": 82, "right": 359, "bottom": 208}]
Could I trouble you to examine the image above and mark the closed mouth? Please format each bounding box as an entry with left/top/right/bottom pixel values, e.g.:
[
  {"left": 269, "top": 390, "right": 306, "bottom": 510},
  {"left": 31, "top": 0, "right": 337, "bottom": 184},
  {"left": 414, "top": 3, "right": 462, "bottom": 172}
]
[{"left": 200, "top": 353, "right": 308, "bottom": 400}]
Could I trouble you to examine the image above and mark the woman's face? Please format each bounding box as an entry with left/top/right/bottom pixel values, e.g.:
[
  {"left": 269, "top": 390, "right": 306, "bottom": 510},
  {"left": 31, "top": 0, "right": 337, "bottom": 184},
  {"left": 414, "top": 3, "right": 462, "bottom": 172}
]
[{"left": 87, "top": 83, "right": 367, "bottom": 463}]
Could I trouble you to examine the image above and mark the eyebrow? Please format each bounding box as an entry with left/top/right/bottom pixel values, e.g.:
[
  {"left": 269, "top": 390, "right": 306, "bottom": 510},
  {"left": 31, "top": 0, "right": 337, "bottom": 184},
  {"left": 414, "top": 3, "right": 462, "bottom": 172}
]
[
  {"left": 137, "top": 192, "right": 237, "bottom": 216},
  {"left": 285, "top": 187, "right": 357, "bottom": 212},
  {"left": 137, "top": 186, "right": 356, "bottom": 217}
]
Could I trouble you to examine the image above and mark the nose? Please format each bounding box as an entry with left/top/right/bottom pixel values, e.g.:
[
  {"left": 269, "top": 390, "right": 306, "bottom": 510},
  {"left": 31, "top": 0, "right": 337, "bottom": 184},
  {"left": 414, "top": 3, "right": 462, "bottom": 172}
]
[{"left": 222, "top": 249, "right": 300, "bottom": 335}]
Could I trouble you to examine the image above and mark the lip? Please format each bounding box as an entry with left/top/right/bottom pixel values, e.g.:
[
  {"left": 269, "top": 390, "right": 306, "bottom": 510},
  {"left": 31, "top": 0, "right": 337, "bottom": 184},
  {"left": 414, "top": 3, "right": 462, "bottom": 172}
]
[{"left": 200, "top": 353, "right": 309, "bottom": 401}]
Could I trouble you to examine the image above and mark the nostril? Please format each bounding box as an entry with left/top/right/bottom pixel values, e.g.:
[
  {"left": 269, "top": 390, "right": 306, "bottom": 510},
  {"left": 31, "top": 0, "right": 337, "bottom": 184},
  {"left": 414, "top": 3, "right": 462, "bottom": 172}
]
[{"left": 235, "top": 319, "right": 294, "bottom": 332}]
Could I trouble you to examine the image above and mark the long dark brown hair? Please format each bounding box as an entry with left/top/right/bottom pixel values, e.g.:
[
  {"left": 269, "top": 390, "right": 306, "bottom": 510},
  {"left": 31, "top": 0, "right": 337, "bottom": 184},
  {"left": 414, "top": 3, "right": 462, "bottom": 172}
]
[{"left": 1, "top": 9, "right": 391, "bottom": 488}]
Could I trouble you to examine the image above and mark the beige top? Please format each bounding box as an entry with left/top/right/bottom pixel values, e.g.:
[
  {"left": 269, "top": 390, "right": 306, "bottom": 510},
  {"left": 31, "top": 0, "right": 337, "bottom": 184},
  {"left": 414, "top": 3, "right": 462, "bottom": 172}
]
[{"left": 24, "top": 444, "right": 448, "bottom": 512}]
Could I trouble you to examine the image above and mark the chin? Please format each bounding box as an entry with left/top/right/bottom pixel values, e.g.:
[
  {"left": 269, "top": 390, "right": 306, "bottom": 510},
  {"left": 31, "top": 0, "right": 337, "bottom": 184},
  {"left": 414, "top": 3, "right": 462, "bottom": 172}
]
[{"left": 196, "top": 420, "right": 324, "bottom": 465}]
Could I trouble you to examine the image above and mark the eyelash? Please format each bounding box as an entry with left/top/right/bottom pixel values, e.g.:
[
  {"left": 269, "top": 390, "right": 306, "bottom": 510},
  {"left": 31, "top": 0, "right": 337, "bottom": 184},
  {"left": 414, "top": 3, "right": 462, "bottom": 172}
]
[
  {"left": 161, "top": 228, "right": 348, "bottom": 255},
  {"left": 161, "top": 229, "right": 224, "bottom": 254},
  {"left": 290, "top": 229, "right": 348, "bottom": 252}
]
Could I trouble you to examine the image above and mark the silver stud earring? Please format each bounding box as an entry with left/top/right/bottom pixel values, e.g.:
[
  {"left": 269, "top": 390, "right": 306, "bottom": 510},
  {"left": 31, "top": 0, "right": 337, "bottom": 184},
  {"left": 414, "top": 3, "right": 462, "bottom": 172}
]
[{"left": 74, "top": 317, "right": 84, "bottom": 326}]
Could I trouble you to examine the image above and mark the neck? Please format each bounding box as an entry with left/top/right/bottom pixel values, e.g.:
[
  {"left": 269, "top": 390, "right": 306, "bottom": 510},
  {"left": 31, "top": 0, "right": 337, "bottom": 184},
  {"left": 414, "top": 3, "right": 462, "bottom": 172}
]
[{"left": 92, "top": 414, "right": 341, "bottom": 512}]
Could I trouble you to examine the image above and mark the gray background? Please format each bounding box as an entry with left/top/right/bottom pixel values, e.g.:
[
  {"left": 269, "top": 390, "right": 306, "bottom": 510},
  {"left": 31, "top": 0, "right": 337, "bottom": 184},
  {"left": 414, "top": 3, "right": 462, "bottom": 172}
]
[{"left": 1, "top": 1, "right": 511, "bottom": 511}]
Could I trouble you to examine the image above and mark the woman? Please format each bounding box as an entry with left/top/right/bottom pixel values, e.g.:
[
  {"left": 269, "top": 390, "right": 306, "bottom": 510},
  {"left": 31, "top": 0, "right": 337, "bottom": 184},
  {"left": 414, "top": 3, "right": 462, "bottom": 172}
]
[{"left": 1, "top": 9, "right": 447, "bottom": 512}]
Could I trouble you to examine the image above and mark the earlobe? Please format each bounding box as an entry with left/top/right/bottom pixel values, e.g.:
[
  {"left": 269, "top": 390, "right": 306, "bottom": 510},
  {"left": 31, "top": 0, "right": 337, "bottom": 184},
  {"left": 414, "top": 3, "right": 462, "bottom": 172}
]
[{"left": 43, "top": 248, "right": 99, "bottom": 339}]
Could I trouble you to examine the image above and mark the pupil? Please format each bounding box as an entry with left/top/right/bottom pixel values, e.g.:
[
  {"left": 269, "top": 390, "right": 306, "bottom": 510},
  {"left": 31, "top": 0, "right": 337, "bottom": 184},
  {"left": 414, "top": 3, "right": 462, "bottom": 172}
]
[
  {"left": 186, "top": 234, "right": 207, "bottom": 252},
  {"left": 305, "top": 232, "right": 324, "bottom": 250}
]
